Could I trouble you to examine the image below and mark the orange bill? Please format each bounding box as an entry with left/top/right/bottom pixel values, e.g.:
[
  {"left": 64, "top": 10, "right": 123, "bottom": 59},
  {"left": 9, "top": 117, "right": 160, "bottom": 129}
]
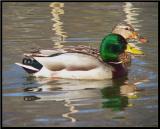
[{"left": 129, "top": 31, "right": 148, "bottom": 43}]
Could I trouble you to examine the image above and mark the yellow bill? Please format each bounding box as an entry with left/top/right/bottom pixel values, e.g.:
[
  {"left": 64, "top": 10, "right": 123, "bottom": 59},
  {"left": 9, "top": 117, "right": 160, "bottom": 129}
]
[{"left": 125, "top": 43, "right": 144, "bottom": 55}]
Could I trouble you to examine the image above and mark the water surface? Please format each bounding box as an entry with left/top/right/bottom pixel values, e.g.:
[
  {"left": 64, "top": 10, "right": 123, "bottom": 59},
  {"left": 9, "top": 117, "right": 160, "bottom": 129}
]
[{"left": 2, "top": 2, "right": 158, "bottom": 127}]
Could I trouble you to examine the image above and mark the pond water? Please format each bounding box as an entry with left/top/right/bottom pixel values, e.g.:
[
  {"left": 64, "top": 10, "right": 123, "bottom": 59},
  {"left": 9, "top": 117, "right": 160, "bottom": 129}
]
[{"left": 2, "top": 2, "right": 158, "bottom": 127}]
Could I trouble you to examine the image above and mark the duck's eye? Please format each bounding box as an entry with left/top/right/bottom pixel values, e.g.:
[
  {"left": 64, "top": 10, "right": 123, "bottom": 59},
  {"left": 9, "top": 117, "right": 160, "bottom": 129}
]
[
  {"left": 110, "top": 45, "right": 121, "bottom": 53},
  {"left": 125, "top": 27, "right": 129, "bottom": 30}
]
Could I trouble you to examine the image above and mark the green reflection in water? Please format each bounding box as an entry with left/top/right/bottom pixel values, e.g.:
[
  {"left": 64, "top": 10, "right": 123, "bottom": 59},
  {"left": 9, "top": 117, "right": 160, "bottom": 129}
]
[{"left": 101, "top": 77, "right": 128, "bottom": 111}]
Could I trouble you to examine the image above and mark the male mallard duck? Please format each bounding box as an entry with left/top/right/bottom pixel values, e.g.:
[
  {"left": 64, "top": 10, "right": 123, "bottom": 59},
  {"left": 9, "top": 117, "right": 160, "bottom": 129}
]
[{"left": 15, "top": 23, "right": 145, "bottom": 80}]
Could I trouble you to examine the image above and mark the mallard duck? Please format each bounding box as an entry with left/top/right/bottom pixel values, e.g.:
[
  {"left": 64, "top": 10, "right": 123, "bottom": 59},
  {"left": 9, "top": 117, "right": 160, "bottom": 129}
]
[
  {"left": 112, "top": 22, "right": 148, "bottom": 43},
  {"left": 15, "top": 23, "right": 145, "bottom": 80}
]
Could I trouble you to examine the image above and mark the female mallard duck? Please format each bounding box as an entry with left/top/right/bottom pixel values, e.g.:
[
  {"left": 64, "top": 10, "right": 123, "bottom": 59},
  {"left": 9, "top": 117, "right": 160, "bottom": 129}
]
[
  {"left": 112, "top": 22, "right": 148, "bottom": 44},
  {"left": 15, "top": 23, "right": 145, "bottom": 80}
]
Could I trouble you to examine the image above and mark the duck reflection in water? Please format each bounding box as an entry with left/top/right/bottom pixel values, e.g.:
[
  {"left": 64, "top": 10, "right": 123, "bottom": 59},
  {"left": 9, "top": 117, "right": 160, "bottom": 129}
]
[
  {"left": 101, "top": 77, "right": 129, "bottom": 111},
  {"left": 23, "top": 76, "right": 147, "bottom": 122},
  {"left": 23, "top": 76, "right": 145, "bottom": 110}
]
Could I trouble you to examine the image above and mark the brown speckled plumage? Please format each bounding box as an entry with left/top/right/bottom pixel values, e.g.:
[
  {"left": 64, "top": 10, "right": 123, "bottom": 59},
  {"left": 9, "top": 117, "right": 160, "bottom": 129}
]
[{"left": 24, "top": 45, "right": 131, "bottom": 66}]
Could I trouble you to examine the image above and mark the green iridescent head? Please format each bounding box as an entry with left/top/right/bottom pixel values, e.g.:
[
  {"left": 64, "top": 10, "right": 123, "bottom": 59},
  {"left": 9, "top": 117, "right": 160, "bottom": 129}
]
[{"left": 100, "top": 33, "right": 127, "bottom": 62}]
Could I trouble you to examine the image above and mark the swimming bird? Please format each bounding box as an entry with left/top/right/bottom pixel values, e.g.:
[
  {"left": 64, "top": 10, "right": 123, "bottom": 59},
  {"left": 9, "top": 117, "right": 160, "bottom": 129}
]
[
  {"left": 112, "top": 22, "right": 148, "bottom": 44},
  {"left": 15, "top": 23, "right": 145, "bottom": 80}
]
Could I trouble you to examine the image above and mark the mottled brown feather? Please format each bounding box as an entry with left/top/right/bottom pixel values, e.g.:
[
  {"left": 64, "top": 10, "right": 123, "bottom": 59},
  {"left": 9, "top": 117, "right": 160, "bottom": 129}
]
[{"left": 24, "top": 45, "right": 131, "bottom": 66}]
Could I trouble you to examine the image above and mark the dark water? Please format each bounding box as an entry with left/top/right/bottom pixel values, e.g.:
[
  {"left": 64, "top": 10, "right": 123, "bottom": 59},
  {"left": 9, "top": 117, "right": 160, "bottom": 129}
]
[{"left": 2, "top": 2, "right": 158, "bottom": 127}]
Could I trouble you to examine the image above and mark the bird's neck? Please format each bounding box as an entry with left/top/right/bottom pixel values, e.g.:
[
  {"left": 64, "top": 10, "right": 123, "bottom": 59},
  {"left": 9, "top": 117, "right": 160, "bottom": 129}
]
[{"left": 108, "top": 63, "right": 128, "bottom": 78}]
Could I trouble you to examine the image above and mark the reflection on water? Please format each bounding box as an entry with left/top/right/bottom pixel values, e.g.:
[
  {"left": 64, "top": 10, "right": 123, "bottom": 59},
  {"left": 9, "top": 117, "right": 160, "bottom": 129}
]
[
  {"left": 23, "top": 77, "right": 142, "bottom": 122},
  {"left": 50, "top": 2, "right": 68, "bottom": 48},
  {"left": 101, "top": 78, "right": 129, "bottom": 111},
  {"left": 62, "top": 99, "right": 78, "bottom": 122},
  {"left": 123, "top": 2, "right": 143, "bottom": 31}
]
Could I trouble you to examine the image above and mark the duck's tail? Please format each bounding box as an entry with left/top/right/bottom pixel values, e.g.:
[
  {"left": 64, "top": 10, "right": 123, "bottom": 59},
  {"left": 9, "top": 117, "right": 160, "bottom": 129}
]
[
  {"left": 15, "top": 63, "right": 39, "bottom": 74},
  {"left": 15, "top": 56, "right": 43, "bottom": 74}
]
